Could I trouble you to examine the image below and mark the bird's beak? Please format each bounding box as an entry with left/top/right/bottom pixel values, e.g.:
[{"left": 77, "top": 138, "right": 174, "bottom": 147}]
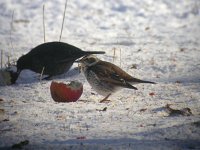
[
  {"left": 75, "top": 58, "right": 84, "bottom": 63},
  {"left": 75, "top": 60, "right": 80, "bottom": 63},
  {"left": 75, "top": 55, "right": 89, "bottom": 63}
]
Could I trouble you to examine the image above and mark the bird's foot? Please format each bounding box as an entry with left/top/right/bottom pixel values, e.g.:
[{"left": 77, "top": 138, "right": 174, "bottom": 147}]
[
  {"left": 42, "top": 75, "right": 52, "bottom": 80},
  {"left": 100, "top": 99, "right": 111, "bottom": 103},
  {"left": 100, "top": 94, "right": 111, "bottom": 103}
]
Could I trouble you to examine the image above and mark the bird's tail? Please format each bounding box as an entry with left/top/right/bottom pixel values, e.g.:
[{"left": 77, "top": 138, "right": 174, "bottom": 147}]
[
  {"left": 129, "top": 78, "right": 156, "bottom": 84},
  {"left": 139, "top": 80, "right": 156, "bottom": 84},
  {"left": 85, "top": 51, "right": 105, "bottom": 55}
]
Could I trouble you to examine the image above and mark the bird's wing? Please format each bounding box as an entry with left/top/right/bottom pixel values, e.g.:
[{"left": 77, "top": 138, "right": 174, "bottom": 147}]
[
  {"left": 55, "top": 58, "right": 76, "bottom": 64},
  {"left": 90, "top": 61, "right": 138, "bottom": 90},
  {"left": 98, "top": 61, "right": 155, "bottom": 84},
  {"left": 30, "top": 42, "right": 83, "bottom": 63}
]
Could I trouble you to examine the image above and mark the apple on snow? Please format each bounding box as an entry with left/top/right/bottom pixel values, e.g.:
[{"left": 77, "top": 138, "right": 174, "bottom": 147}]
[{"left": 50, "top": 81, "right": 83, "bottom": 102}]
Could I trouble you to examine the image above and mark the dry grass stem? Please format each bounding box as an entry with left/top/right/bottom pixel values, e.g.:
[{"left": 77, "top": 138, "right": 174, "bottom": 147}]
[
  {"left": 112, "top": 47, "right": 116, "bottom": 62},
  {"left": 1, "top": 50, "right": 3, "bottom": 69},
  {"left": 120, "top": 48, "right": 122, "bottom": 67},
  {"left": 40, "top": 67, "right": 45, "bottom": 81},
  {"left": 43, "top": 5, "right": 46, "bottom": 43},
  {"left": 10, "top": 10, "right": 14, "bottom": 52},
  {"left": 59, "top": 0, "right": 68, "bottom": 42}
]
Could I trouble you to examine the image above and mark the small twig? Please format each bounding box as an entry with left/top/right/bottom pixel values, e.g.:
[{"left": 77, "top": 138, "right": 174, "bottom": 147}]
[
  {"left": 112, "top": 48, "right": 116, "bottom": 62},
  {"left": 43, "top": 4, "right": 46, "bottom": 43},
  {"left": 10, "top": 10, "right": 14, "bottom": 52},
  {"left": 165, "top": 104, "right": 193, "bottom": 116},
  {"left": 8, "top": 10, "right": 15, "bottom": 65},
  {"left": 7, "top": 55, "right": 10, "bottom": 67},
  {"left": 96, "top": 107, "right": 107, "bottom": 112},
  {"left": 40, "top": 67, "right": 45, "bottom": 81},
  {"left": 0, "top": 51, "right": 2, "bottom": 68},
  {"left": 59, "top": 0, "right": 68, "bottom": 42},
  {"left": 120, "top": 48, "right": 122, "bottom": 67}
]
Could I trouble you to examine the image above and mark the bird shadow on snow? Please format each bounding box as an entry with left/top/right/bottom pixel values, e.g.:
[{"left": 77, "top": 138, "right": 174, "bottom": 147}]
[
  {"left": 156, "top": 75, "right": 200, "bottom": 84},
  {"left": 49, "top": 123, "right": 199, "bottom": 149},
  {"left": 15, "top": 67, "right": 81, "bottom": 85},
  {"left": 1, "top": 138, "right": 199, "bottom": 150},
  {"left": 4, "top": 122, "right": 197, "bottom": 150}
]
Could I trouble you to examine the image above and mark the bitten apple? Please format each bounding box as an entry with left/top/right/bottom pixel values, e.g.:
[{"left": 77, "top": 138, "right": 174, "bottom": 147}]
[{"left": 50, "top": 81, "right": 83, "bottom": 102}]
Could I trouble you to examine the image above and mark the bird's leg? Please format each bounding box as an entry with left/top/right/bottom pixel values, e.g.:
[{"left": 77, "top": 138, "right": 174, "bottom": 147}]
[
  {"left": 42, "top": 75, "right": 52, "bottom": 80},
  {"left": 100, "top": 93, "right": 111, "bottom": 103}
]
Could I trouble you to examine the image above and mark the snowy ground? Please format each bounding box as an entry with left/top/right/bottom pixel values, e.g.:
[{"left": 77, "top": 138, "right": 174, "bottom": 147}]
[{"left": 0, "top": 0, "right": 200, "bottom": 149}]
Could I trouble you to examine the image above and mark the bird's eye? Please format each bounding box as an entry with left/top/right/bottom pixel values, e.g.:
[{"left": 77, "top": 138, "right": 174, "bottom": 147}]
[
  {"left": 84, "top": 58, "right": 89, "bottom": 61},
  {"left": 90, "top": 58, "right": 96, "bottom": 63}
]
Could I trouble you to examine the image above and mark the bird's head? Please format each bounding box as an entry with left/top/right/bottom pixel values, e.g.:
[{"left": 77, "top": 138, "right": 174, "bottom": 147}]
[
  {"left": 76, "top": 55, "right": 100, "bottom": 67},
  {"left": 16, "top": 55, "right": 30, "bottom": 74}
]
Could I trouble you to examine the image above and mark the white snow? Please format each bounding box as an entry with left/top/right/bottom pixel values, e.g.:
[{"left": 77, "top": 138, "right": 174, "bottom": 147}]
[{"left": 0, "top": 0, "right": 200, "bottom": 149}]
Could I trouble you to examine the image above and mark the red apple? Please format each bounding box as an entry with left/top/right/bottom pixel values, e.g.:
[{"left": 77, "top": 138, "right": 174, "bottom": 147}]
[{"left": 50, "top": 81, "right": 83, "bottom": 102}]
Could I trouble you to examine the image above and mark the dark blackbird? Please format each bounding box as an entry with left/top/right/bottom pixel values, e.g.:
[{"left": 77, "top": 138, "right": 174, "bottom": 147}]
[{"left": 16, "top": 42, "right": 105, "bottom": 80}]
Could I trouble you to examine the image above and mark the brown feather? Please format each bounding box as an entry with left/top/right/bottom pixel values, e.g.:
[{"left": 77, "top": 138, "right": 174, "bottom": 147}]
[
  {"left": 89, "top": 60, "right": 138, "bottom": 89},
  {"left": 89, "top": 60, "right": 155, "bottom": 85}
]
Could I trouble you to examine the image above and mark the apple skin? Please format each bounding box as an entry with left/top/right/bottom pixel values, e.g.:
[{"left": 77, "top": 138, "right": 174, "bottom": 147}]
[{"left": 50, "top": 81, "right": 83, "bottom": 102}]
